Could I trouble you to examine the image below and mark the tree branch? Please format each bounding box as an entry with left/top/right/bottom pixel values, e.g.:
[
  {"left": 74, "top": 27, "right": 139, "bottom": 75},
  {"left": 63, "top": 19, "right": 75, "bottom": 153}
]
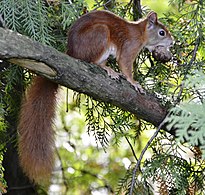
[{"left": 0, "top": 27, "right": 174, "bottom": 135}]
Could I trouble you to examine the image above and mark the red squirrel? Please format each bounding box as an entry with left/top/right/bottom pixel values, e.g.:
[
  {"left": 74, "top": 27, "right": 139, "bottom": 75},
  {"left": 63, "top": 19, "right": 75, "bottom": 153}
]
[
  {"left": 18, "top": 10, "right": 173, "bottom": 183},
  {"left": 67, "top": 10, "right": 173, "bottom": 93}
]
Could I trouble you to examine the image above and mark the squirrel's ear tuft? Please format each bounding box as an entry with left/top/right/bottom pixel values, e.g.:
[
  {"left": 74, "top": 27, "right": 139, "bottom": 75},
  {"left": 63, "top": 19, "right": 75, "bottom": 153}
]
[{"left": 147, "top": 11, "right": 158, "bottom": 28}]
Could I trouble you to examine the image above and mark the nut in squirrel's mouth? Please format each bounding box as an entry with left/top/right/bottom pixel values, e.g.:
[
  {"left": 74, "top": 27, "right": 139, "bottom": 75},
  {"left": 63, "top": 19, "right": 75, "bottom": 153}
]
[{"left": 152, "top": 45, "right": 172, "bottom": 63}]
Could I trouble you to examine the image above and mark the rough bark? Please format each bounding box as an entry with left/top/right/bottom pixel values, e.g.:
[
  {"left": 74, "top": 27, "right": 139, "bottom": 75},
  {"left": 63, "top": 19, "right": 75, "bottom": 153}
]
[{"left": 0, "top": 27, "right": 174, "bottom": 135}]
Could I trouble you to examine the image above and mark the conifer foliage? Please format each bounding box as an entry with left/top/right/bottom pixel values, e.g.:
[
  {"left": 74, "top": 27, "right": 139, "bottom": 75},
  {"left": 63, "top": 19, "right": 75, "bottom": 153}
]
[{"left": 0, "top": 0, "right": 205, "bottom": 194}]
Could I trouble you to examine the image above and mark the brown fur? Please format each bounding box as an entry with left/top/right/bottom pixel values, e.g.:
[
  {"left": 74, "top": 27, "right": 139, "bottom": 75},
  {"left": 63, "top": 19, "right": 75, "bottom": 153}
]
[
  {"left": 67, "top": 10, "right": 173, "bottom": 92},
  {"left": 18, "top": 77, "right": 58, "bottom": 183},
  {"left": 18, "top": 10, "right": 172, "bottom": 183}
]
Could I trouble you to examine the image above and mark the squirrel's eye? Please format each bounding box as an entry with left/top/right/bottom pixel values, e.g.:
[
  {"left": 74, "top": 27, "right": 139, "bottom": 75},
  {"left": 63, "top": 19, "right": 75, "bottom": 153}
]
[{"left": 158, "top": 29, "right": 166, "bottom": 37}]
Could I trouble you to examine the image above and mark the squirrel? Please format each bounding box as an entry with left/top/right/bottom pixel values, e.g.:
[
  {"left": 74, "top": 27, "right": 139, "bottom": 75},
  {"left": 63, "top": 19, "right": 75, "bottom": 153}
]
[
  {"left": 18, "top": 10, "right": 173, "bottom": 183},
  {"left": 67, "top": 10, "right": 173, "bottom": 93}
]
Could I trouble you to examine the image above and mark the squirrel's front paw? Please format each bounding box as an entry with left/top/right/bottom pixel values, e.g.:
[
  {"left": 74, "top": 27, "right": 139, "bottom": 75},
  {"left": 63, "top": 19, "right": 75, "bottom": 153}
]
[
  {"left": 133, "top": 83, "right": 146, "bottom": 94},
  {"left": 105, "top": 67, "right": 122, "bottom": 79}
]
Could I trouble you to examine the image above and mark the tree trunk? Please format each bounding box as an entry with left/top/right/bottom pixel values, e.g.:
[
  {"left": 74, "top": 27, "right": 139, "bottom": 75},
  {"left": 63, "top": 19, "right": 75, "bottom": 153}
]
[{"left": 3, "top": 138, "right": 37, "bottom": 195}]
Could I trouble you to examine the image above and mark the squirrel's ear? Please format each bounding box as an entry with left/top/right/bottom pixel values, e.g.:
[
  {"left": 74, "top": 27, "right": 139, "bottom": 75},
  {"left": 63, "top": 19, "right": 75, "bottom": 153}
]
[{"left": 147, "top": 11, "right": 158, "bottom": 28}]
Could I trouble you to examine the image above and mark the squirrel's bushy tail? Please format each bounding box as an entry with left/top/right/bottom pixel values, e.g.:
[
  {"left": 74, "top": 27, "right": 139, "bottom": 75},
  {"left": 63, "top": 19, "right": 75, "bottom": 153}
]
[{"left": 18, "top": 76, "right": 58, "bottom": 183}]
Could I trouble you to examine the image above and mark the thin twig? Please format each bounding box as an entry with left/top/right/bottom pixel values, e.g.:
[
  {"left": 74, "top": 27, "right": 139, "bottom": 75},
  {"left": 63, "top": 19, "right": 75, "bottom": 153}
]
[
  {"left": 175, "top": 36, "right": 200, "bottom": 105},
  {"left": 8, "top": 185, "right": 35, "bottom": 191},
  {"left": 129, "top": 115, "right": 169, "bottom": 195},
  {"left": 188, "top": 37, "right": 200, "bottom": 69},
  {"left": 0, "top": 14, "right": 6, "bottom": 28},
  {"left": 55, "top": 147, "right": 69, "bottom": 193},
  {"left": 93, "top": 0, "right": 112, "bottom": 10},
  {"left": 121, "top": 128, "right": 138, "bottom": 162}
]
